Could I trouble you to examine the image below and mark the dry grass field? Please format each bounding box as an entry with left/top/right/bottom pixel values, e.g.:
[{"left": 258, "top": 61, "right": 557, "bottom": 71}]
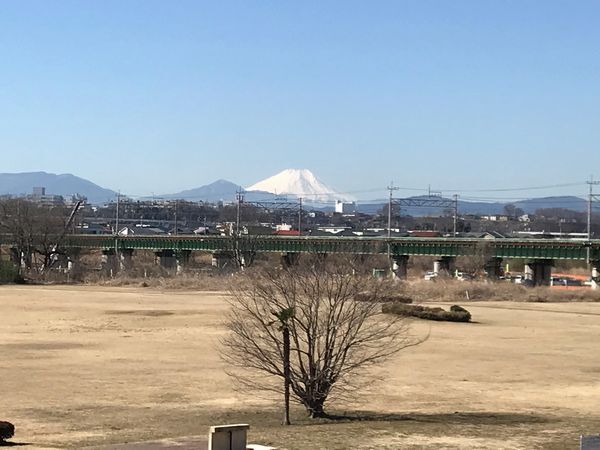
[{"left": 1, "top": 284, "right": 600, "bottom": 449}]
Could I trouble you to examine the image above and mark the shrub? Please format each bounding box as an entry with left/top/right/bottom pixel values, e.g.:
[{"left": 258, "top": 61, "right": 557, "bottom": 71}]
[
  {"left": 381, "top": 295, "right": 413, "bottom": 304},
  {"left": 450, "top": 305, "right": 472, "bottom": 321},
  {"left": 0, "top": 260, "right": 20, "bottom": 284},
  {"left": 0, "top": 421, "right": 14, "bottom": 441},
  {"left": 383, "top": 303, "right": 471, "bottom": 322}
]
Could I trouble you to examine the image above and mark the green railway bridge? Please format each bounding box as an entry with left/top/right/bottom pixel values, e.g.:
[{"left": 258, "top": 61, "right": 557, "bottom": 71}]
[
  {"left": 54, "top": 235, "right": 600, "bottom": 286},
  {"left": 3, "top": 234, "right": 600, "bottom": 286}
]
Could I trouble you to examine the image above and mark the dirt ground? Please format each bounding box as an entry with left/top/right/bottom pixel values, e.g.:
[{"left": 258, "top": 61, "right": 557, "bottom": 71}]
[{"left": 1, "top": 285, "right": 599, "bottom": 449}]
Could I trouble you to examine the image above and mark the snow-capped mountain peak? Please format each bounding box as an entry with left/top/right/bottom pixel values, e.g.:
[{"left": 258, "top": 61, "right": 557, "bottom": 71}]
[{"left": 247, "top": 169, "right": 352, "bottom": 202}]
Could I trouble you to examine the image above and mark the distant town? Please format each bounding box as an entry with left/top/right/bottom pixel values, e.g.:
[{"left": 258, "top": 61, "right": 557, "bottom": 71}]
[{"left": 5, "top": 184, "right": 598, "bottom": 241}]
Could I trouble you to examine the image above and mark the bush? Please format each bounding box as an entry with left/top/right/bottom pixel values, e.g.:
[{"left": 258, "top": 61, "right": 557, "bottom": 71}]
[
  {"left": 450, "top": 305, "right": 472, "bottom": 321},
  {"left": 381, "top": 295, "right": 413, "bottom": 304},
  {"left": 0, "top": 421, "right": 14, "bottom": 441},
  {"left": 383, "top": 303, "right": 471, "bottom": 322},
  {"left": 0, "top": 260, "right": 20, "bottom": 284}
]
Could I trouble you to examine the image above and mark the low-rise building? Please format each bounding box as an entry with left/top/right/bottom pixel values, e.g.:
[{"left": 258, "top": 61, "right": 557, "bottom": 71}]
[
  {"left": 28, "top": 187, "right": 64, "bottom": 206},
  {"left": 335, "top": 201, "right": 356, "bottom": 215}
]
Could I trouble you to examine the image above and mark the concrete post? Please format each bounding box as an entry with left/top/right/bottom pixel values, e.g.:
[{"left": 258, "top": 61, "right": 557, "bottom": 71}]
[
  {"left": 208, "top": 424, "right": 249, "bottom": 450},
  {"left": 524, "top": 263, "right": 533, "bottom": 282},
  {"left": 391, "top": 255, "right": 409, "bottom": 280},
  {"left": 591, "top": 263, "right": 599, "bottom": 290},
  {"left": 525, "top": 259, "right": 553, "bottom": 286},
  {"left": 433, "top": 260, "right": 441, "bottom": 276}
]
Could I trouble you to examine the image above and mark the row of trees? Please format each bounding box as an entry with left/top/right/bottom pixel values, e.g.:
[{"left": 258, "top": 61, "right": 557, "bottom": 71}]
[{"left": 0, "top": 198, "right": 71, "bottom": 274}]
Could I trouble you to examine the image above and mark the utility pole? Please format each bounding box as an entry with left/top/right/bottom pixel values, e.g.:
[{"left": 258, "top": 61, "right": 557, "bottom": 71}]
[
  {"left": 586, "top": 176, "right": 600, "bottom": 264},
  {"left": 115, "top": 191, "right": 120, "bottom": 273},
  {"left": 236, "top": 190, "right": 244, "bottom": 237},
  {"left": 115, "top": 191, "right": 120, "bottom": 235},
  {"left": 298, "top": 197, "right": 303, "bottom": 236},
  {"left": 387, "top": 182, "right": 400, "bottom": 239},
  {"left": 174, "top": 199, "right": 178, "bottom": 235},
  {"left": 453, "top": 194, "right": 459, "bottom": 237},
  {"left": 387, "top": 183, "right": 400, "bottom": 275}
]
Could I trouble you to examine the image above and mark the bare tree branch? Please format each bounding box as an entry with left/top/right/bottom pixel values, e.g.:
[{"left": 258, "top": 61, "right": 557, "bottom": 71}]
[{"left": 221, "top": 255, "right": 425, "bottom": 418}]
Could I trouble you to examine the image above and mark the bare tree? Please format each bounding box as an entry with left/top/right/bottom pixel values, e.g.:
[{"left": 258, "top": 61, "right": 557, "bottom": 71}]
[
  {"left": 222, "top": 256, "right": 421, "bottom": 419},
  {"left": 0, "top": 199, "right": 69, "bottom": 274},
  {"left": 457, "top": 241, "right": 494, "bottom": 276}
]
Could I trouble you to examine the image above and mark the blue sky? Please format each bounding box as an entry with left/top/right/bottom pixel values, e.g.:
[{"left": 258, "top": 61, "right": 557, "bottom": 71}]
[{"left": 1, "top": 1, "right": 599, "bottom": 200}]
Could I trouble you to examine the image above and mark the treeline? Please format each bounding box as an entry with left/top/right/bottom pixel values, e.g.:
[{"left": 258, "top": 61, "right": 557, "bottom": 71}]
[{"left": 0, "top": 198, "right": 73, "bottom": 277}]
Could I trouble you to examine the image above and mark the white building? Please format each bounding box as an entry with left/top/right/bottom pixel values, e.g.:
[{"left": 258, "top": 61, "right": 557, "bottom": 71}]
[{"left": 335, "top": 200, "right": 356, "bottom": 215}]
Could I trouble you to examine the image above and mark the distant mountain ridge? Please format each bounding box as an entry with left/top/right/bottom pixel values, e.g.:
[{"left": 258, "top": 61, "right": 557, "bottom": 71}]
[
  {"left": 159, "top": 179, "right": 242, "bottom": 202},
  {"left": 0, "top": 172, "right": 116, "bottom": 204},
  {"left": 160, "top": 179, "right": 279, "bottom": 203},
  {"left": 357, "top": 195, "right": 587, "bottom": 216},
  {"left": 0, "top": 172, "right": 588, "bottom": 214}
]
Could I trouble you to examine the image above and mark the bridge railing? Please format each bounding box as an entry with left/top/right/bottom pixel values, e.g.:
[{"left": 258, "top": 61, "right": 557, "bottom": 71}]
[{"left": 2, "top": 234, "right": 599, "bottom": 261}]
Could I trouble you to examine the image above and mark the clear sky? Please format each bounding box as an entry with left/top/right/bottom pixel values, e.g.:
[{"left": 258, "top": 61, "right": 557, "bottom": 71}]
[{"left": 1, "top": 1, "right": 599, "bottom": 200}]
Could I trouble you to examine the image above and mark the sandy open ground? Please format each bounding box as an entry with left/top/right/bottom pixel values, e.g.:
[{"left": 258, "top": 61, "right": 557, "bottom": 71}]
[{"left": 1, "top": 285, "right": 599, "bottom": 449}]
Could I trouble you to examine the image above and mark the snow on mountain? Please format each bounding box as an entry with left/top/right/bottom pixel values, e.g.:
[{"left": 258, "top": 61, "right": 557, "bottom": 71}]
[{"left": 246, "top": 169, "right": 353, "bottom": 203}]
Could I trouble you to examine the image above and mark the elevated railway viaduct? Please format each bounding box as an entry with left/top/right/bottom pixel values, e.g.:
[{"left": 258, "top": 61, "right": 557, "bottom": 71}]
[{"left": 47, "top": 235, "right": 600, "bottom": 287}]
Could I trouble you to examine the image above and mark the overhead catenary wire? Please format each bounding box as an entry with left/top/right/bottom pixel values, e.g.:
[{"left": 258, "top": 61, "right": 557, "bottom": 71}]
[{"left": 117, "top": 180, "right": 590, "bottom": 205}]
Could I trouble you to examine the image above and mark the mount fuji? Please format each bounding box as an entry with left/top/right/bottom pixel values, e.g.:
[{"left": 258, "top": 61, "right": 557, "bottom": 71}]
[{"left": 246, "top": 169, "right": 353, "bottom": 203}]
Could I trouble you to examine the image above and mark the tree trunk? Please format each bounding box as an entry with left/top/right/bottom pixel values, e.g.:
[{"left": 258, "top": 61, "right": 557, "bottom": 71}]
[
  {"left": 303, "top": 389, "right": 328, "bottom": 418},
  {"left": 307, "top": 401, "right": 326, "bottom": 418},
  {"left": 283, "top": 326, "right": 291, "bottom": 425}
]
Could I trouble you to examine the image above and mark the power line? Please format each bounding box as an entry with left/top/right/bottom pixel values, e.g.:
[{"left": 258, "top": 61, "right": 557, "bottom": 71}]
[
  {"left": 459, "top": 195, "right": 587, "bottom": 203},
  {"left": 438, "top": 182, "right": 585, "bottom": 193},
  {"left": 587, "top": 176, "right": 600, "bottom": 263},
  {"left": 114, "top": 180, "right": 588, "bottom": 204}
]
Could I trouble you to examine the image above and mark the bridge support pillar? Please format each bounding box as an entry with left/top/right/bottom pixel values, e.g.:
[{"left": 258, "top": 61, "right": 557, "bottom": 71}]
[
  {"left": 67, "top": 257, "right": 74, "bottom": 273},
  {"left": 524, "top": 259, "right": 553, "bottom": 286},
  {"left": 281, "top": 252, "right": 300, "bottom": 268},
  {"left": 485, "top": 257, "right": 503, "bottom": 279},
  {"left": 434, "top": 257, "right": 455, "bottom": 276},
  {"left": 120, "top": 248, "right": 134, "bottom": 271},
  {"left": 176, "top": 250, "right": 192, "bottom": 274},
  {"left": 101, "top": 249, "right": 119, "bottom": 275},
  {"left": 591, "top": 263, "right": 599, "bottom": 290},
  {"left": 212, "top": 252, "right": 233, "bottom": 269},
  {"left": 155, "top": 250, "right": 177, "bottom": 270},
  {"left": 391, "top": 255, "right": 409, "bottom": 280}
]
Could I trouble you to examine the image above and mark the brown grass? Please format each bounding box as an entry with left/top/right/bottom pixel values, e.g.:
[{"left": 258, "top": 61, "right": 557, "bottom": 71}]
[
  {"left": 2, "top": 285, "right": 600, "bottom": 449},
  {"left": 402, "top": 279, "right": 600, "bottom": 303},
  {"left": 81, "top": 271, "right": 233, "bottom": 290}
]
